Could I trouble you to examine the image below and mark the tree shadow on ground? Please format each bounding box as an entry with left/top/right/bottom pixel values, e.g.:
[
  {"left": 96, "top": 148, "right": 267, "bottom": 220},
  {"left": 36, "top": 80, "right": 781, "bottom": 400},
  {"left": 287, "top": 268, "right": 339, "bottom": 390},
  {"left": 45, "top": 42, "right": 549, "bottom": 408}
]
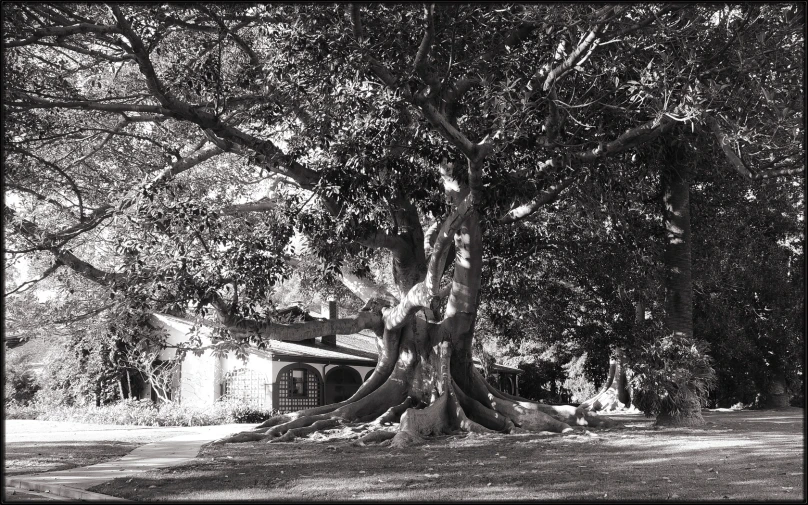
[
  {"left": 5, "top": 442, "right": 140, "bottom": 476},
  {"left": 89, "top": 409, "right": 804, "bottom": 501}
]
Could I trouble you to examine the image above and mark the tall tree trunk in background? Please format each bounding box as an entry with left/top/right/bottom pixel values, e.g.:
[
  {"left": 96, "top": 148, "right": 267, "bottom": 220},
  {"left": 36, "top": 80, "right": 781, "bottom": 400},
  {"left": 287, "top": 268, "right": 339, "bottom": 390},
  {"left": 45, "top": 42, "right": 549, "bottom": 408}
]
[
  {"left": 657, "top": 146, "right": 705, "bottom": 427},
  {"left": 623, "top": 292, "right": 645, "bottom": 406},
  {"left": 765, "top": 372, "right": 791, "bottom": 408},
  {"left": 635, "top": 294, "right": 645, "bottom": 328},
  {"left": 126, "top": 370, "right": 132, "bottom": 400}
]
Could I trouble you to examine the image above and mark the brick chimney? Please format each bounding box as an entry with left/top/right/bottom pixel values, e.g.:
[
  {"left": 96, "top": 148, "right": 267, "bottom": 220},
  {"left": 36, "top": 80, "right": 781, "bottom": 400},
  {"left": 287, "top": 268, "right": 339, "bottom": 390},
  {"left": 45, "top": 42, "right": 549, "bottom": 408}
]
[{"left": 321, "top": 300, "right": 337, "bottom": 347}]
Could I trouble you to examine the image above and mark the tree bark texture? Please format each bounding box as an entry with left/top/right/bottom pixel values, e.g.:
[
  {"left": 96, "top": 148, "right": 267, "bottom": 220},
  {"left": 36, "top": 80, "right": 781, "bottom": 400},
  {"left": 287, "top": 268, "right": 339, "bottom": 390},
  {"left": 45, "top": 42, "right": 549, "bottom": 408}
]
[
  {"left": 657, "top": 147, "right": 705, "bottom": 427},
  {"left": 662, "top": 159, "right": 694, "bottom": 341},
  {"left": 764, "top": 373, "right": 791, "bottom": 408}
]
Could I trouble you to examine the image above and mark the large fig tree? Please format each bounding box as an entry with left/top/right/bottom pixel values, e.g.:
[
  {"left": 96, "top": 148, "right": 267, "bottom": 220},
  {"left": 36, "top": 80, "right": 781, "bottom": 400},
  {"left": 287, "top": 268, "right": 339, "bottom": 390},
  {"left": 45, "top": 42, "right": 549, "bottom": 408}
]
[{"left": 4, "top": 3, "right": 802, "bottom": 443}]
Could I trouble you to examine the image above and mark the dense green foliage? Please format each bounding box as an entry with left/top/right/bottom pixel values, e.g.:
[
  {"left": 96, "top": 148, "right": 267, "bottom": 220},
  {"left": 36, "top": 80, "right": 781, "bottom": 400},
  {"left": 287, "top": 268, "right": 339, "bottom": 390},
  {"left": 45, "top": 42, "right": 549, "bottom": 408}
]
[{"left": 691, "top": 175, "right": 804, "bottom": 406}]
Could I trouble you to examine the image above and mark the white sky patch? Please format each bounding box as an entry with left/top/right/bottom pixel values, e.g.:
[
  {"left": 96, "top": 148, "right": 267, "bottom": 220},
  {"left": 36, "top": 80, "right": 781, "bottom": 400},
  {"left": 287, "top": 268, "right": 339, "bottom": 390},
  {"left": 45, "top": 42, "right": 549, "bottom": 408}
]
[
  {"left": 710, "top": 6, "right": 743, "bottom": 26},
  {"left": 603, "top": 215, "right": 614, "bottom": 233},
  {"left": 35, "top": 288, "right": 57, "bottom": 302},
  {"left": 778, "top": 235, "right": 802, "bottom": 254}
]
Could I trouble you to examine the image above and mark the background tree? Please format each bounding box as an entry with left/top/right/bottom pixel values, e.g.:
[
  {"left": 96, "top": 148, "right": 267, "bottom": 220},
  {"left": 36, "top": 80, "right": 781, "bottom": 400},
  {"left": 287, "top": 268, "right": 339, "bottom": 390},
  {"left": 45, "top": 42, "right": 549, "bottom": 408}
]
[{"left": 691, "top": 173, "right": 804, "bottom": 408}]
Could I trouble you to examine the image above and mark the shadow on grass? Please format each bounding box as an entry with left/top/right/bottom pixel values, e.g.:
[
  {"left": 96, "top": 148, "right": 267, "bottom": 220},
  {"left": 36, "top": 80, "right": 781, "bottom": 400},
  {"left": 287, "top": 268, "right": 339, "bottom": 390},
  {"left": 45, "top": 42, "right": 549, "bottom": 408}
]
[
  {"left": 5, "top": 441, "right": 140, "bottom": 476},
  {"left": 89, "top": 409, "right": 804, "bottom": 502}
]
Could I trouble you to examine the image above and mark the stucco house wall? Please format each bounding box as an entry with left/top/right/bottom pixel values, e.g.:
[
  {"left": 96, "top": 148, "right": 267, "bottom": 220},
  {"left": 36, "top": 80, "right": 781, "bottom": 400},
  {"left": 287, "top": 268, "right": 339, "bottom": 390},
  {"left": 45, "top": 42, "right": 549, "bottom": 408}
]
[
  {"left": 154, "top": 314, "right": 219, "bottom": 407},
  {"left": 150, "top": 313, "right": 377, "bottom": 410}
]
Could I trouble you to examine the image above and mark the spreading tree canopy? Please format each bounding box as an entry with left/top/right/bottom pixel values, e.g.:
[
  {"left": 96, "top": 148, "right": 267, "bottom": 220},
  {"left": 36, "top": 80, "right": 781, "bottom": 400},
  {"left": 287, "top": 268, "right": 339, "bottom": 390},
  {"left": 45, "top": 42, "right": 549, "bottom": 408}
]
[{"left": 4, "top": 4, "right": 803, "bottom": 442}]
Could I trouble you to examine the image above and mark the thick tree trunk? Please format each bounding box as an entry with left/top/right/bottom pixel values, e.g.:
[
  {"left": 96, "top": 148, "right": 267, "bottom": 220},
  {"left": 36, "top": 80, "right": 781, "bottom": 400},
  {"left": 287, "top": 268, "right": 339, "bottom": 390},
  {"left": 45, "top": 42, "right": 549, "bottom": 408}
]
[
  {"left": 657, "top": 148, "right": 705, "bottom": 427},
  {"left": 764, "top": 373, "right": 791, "bottom": 408},
  {"left": 655, "top": 386, "right": 705, "bottom": 427}
]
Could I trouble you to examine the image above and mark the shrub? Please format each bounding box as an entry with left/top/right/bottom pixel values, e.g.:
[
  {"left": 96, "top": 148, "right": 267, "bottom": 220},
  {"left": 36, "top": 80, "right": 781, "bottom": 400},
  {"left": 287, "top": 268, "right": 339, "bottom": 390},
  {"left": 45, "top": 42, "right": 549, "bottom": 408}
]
[
  {"left": 217, "top": 398, "right": 275, "bottom": 423},
  {"left": 5, "top": 400, "right": 42, "bottom": 420},
  {"left": 631, "top": 334, "right": 717, "bottom": 418},
  {"left": 562, "top": 354, "right": 598, "bottom": 404},
  {"left": 6, "top": 397, "right": 278, "bottom": 426},
  {"left": 4, "top": 363, "right": 40, "bottom": 406}
]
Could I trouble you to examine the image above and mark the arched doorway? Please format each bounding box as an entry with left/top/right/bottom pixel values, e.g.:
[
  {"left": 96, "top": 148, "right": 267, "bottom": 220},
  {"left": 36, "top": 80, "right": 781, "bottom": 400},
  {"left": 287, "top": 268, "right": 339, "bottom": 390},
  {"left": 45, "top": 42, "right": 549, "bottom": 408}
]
[
  {"left": 325, "top": 366, "right": 362, "bottom": 404},
  {"left": 275, "top": 363, "right": 322, "bottom": 413},
  {"left": 499, "top": 374, "right": 515, "bottom": 395}
]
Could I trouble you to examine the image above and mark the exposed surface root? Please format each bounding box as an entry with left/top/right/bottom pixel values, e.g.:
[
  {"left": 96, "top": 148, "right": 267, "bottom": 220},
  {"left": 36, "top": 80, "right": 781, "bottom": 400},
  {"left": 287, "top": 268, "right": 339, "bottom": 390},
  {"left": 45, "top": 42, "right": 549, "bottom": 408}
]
[
  {"left": 255, "top": 414, "right": 294, "bottom": 430},
  {"left": 536, "top": 403, "right": 617, "bottom": 428},
  {"left": 487, "top": 395, "right": 573, "bottom": 433},
  {"left": 578, "top": 387, "right": 626, "bottom": 414},
  {"left": 272, "top": 430, "right": 297, "bottom": 443},
  {"left": 391, "top": 342, "right": 499, "bottom": 447},
  {"left": 354, "top": 430, "right": 397, "bottom": 446},
  {"left": 373, "top": 397, "right": 417, "bottom": 425},
  {"left": 453, "top": 379, "right": 512, "bottom": 432},
  {"left": 448, "top": 390, "right": 499, "bottom": 435},
  {"left": 269, "top": 418, "right": 343, "bottom": 442},
  {"left": 216, "top": 344, "right": 619, "bottom": 447},
  {"left": 332, "top": 377, "right": 410, "bottom": 422},
  {"left": 266, "top": 413, "right": 334, "bottom": 437},
  {"left": 390, "top": 430, "right": 426, "bottom": 448},
  {"left": 395, "top": 389, "right": 454, "bottom": 443},
  {"left": 483, "top": 381, "right": 618, "bottom": 429},
  {"left": 218, "top": 380, "right": 407, "bottom": 444},
  {"left": 206, "top": 431, "right": 269, "bottom": 446}
]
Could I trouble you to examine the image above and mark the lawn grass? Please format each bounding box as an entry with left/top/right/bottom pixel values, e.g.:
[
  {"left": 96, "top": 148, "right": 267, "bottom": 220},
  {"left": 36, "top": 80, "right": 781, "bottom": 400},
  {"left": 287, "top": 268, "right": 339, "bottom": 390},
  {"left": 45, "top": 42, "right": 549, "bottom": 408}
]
[
  {"left": 89, "top": 408, "right": 804, "bottom": 501},
  {"left": 4, "top": 441, "right": 141, "bottom": 476}
]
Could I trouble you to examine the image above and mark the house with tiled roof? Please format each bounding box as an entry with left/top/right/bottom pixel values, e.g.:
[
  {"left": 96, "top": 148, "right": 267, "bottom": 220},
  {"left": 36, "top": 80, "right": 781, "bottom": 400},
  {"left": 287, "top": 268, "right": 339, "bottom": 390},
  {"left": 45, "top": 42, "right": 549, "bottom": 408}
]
[{"left": 149, "top": 302, "right": 521, "bottom": 412}]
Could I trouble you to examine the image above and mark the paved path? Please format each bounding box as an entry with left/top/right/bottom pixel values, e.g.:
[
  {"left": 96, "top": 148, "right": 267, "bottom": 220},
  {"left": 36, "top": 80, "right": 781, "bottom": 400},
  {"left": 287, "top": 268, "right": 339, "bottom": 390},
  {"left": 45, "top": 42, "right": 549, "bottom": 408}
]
[
  {"left": 4, "top": 423, "right": 251, "bottom": 501},
  {"left": 5, "top": 420, "right": 211, "bottom": 444}
]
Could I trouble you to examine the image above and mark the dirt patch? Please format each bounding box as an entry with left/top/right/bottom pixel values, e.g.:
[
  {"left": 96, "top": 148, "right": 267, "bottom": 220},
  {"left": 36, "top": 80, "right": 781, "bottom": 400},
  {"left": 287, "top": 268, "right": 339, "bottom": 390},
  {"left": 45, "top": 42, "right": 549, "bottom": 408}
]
[{"left": 89, "top": 408, "right": 804, "bottom": 501}]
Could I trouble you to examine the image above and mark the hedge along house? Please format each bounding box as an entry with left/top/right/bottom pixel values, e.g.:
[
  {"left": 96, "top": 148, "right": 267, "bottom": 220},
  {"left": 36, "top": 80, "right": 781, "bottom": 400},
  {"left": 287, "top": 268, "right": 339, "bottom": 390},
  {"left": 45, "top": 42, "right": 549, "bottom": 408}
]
[{"left": 150, "top": 302, "right": 521, "bottom": 412}]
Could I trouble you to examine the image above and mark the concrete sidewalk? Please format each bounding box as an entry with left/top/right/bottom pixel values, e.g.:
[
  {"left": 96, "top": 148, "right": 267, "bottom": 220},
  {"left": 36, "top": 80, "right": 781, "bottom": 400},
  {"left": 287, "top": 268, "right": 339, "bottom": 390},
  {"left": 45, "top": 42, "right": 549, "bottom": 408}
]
[{"left": 5, "top": 423, "right": 250, "bottom": 501}]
